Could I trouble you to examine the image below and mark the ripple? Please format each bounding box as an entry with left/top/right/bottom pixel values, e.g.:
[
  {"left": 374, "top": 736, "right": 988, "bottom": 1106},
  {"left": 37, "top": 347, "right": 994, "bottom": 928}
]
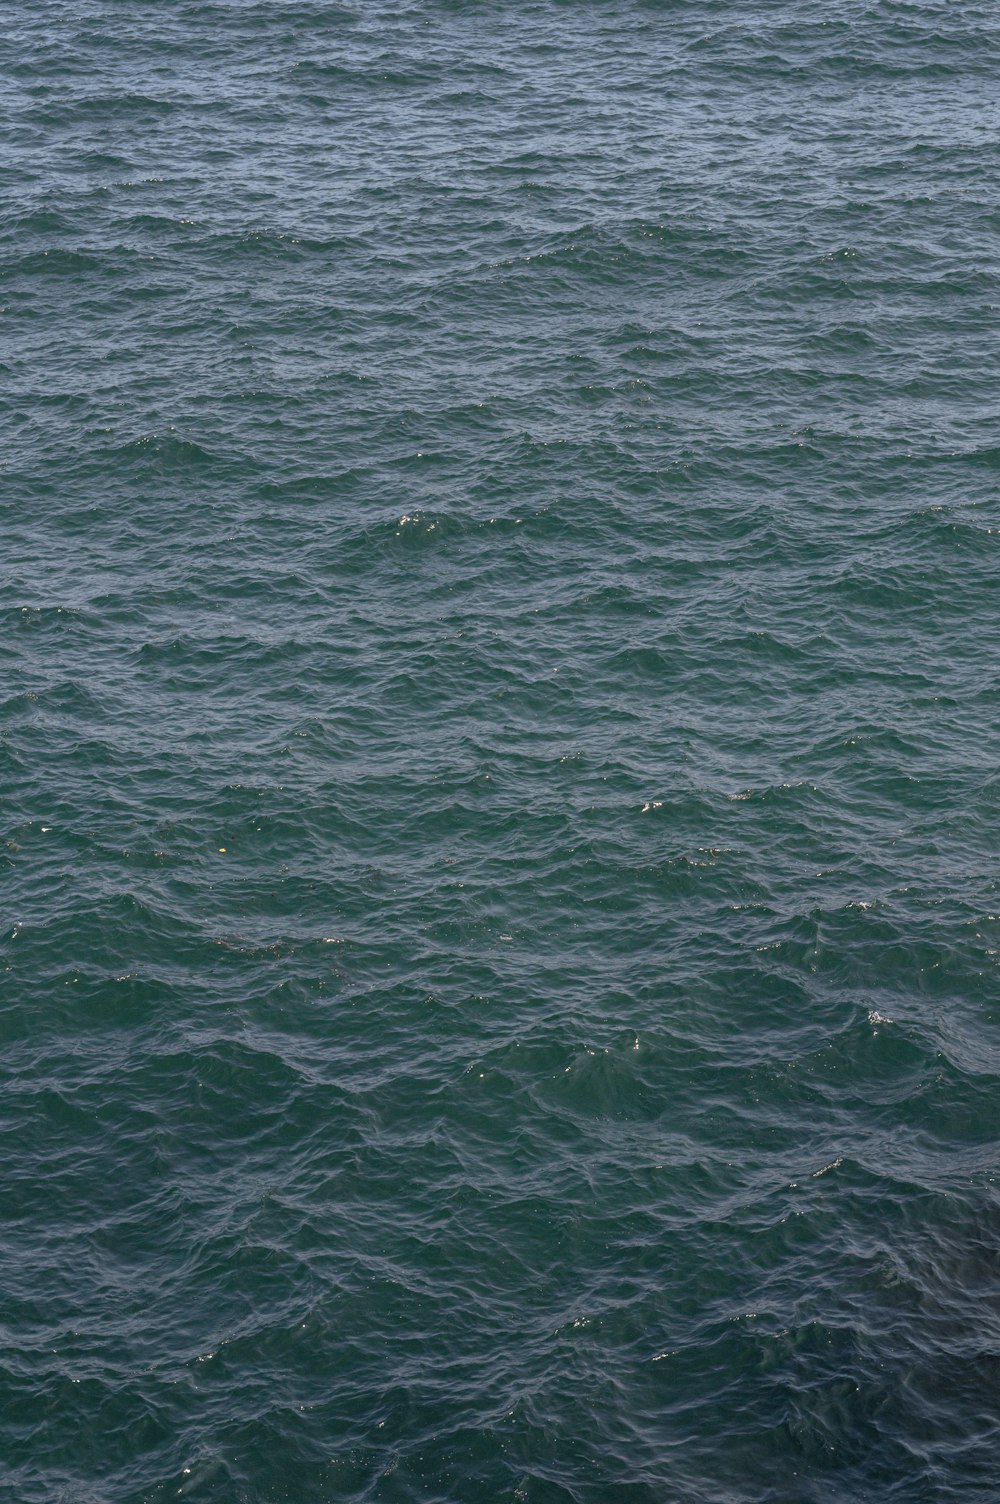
[{"left": 4, "top": 0, "right": 1000, "bottom": 1499}]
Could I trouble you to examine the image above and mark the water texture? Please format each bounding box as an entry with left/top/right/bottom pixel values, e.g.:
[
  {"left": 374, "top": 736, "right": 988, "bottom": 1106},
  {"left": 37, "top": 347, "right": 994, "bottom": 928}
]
[{"left": 3, "top": 2, "right": 1000, "bottom": 1499}]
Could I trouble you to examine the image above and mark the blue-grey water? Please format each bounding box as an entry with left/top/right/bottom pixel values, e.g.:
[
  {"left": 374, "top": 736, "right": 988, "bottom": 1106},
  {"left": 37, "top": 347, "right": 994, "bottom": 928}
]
[{"left": 4, "top": 3, "right": 1000, "bottom": 1500}]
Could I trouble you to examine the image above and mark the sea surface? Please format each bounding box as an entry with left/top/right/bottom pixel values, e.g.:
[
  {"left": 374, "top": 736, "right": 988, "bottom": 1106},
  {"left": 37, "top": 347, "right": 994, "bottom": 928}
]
[{"left": 4, "top": 2, "right": 1000, "bottom": 1500}]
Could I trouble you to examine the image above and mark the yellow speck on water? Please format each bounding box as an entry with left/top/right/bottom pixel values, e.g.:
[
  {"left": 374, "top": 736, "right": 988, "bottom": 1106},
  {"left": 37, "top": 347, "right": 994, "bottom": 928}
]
[{"left": 218, "top": 847, "right": 227, "bottom": 853}]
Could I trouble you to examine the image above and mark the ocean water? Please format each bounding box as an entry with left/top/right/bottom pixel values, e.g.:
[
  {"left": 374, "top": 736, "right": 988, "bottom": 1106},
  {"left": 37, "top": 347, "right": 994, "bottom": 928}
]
[{"left": 4, "top": 2, "right": 1000, "bottom": 1500}]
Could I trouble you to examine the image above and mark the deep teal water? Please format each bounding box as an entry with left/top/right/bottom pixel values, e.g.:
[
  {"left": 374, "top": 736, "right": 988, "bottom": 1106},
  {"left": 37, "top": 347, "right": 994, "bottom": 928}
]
[{"left": 4, "top": 3, "right": 1000, "bottom": 1500}]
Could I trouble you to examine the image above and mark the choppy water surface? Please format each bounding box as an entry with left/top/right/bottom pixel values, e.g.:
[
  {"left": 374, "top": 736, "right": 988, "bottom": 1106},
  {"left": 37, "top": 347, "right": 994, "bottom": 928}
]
[{"left": 4, "top": 2, "right": 1000, "bottom": 1500}]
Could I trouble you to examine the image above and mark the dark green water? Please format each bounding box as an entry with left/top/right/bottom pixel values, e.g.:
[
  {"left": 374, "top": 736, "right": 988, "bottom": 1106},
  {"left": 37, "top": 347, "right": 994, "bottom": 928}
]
[{"left": 4, "top": 3, "right": 1000, "bottom": 1500}]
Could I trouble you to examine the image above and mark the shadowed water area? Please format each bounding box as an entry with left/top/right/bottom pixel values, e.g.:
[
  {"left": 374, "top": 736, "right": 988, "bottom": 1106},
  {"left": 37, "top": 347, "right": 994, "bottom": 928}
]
[{"left": 3, "top": 1, "right": 1000, "bottom": 1500}]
